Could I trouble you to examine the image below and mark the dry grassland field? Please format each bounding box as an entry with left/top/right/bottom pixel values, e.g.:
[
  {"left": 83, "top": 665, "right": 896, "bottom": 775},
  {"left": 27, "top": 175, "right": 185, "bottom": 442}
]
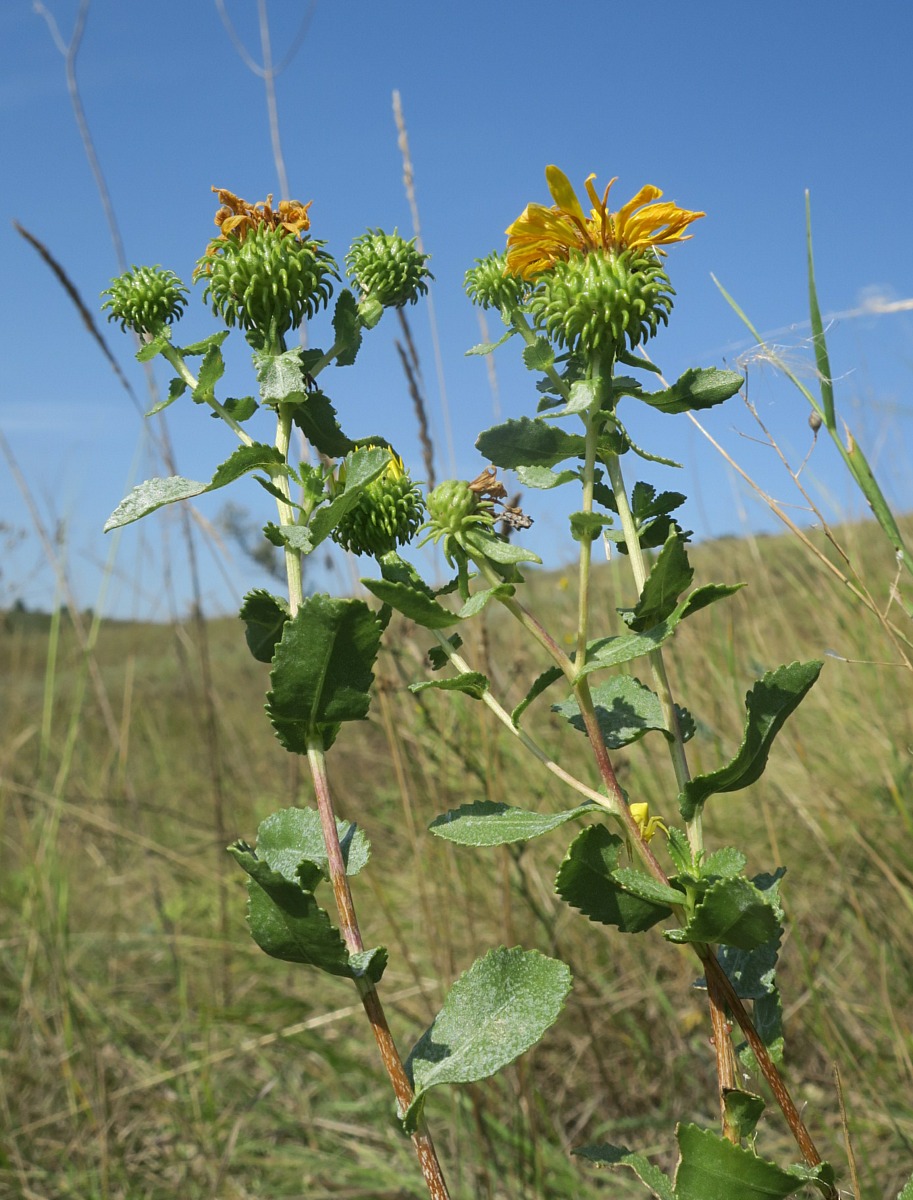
[{"left": 2, "top": 520, "right": 912, "bottom": 1199}]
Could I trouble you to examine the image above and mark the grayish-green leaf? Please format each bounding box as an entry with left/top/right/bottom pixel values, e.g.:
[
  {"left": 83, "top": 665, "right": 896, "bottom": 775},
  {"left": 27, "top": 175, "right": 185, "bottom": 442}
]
[
  {"left": 522, "top": 337, "right": 555, "bottom": 373},
  {"left": 611, "top": 868, "right": 686, "bottom": 908},
  {"left": 429, "top": 800, "right": 598, "bottom": 846},
  {"left": 554, "top": 676, "right": 688, "bottom": 748},
  {"left": 641, "top": 367, "right": 744, "bottom": 415},
  {"left": 104, "top": 442, "right": 285, "bottom": 531},
  {"left": 404, "top": 947, "right": 572, "bottom": 1130},
  {"left": 515, "top": 465, "right": 579, "bottom": 490},
  {"left": 459, "top": 584, "right": 514, "bottom": 618},
  {"left": 254, "top": 806, "right": 370, "bottom": 880},
  {"left": 476, "top": 416, "right": 586, "bottom": 470}
]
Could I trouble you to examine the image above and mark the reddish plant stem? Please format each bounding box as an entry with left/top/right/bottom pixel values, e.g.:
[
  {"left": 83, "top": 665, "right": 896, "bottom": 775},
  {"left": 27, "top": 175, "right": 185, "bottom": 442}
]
[
  {"left": 307, "top": 741, "right": 451, "bottom": 1200},
  {"left": 704, "top": 959, "right": 740, "bottom": 1142},
  {"left": 700, "top": 950, "right": 834, "bottom": 1192}
]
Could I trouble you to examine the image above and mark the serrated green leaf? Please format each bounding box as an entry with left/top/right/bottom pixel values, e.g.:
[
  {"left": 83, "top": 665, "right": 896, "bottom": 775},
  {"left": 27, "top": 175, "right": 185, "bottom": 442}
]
[
  {"left": 362, "top": 577, "right": 460, "bottom": 628},
  {"left": 630, "top": 482, "right": 686, "bottom": 520},
  {"left": 147, "top": 375, "right": 187, "bottom": 416},
  {"left": 569, "top": 511, "right": 612, "bottom": 542},
  {"left": 515, "top": 465, "right": 579, "bottom": 490},
  {"left": 669, "top": 877, "right": 780, "bottom": 950},
  {"left": 404, "top": 947, "right": 572, "bottom": 1131},
  {"left": 553, "top": 676, "right": 688, "bottom": 748},
  {"left": 177, "top": 331, "right": 230, "bottom": 357},
  {"left": 254, "top": 347, "right": 311, "bottom": 405},
  {"left": 611, "top": 868, "right": 686, "bottom": 908},
  {"left": 896, "top": 1171, "right": 913, "bottom": 1200},
  {"left": 522, "top": 336, "right": 555, "bottom": 373},
  {"left": 427, "top": 633, "right": 463, "bottom": 671},
  {"left": 548, "top": 377, "right": 597, "bottom": 418},
  {"left": 723, "top": 1089, "right": 766, "bottom": 1141},
  {"left": 511, "top": 665, "right": 564, "bottom": 726},
  {"left": 193, "top": 342, "right": 225, "bottom": 402},
  {"left": 666, "top": 827, "right": 694, "bottom": 875},
  {"left": 574, "top": 1143, "right": 675, "bottom": 1200},
  {"left": 104, "top": 442, "right": 286, "bottom": 531},
  {"left": 254, "top": 806, "right": 371, "bottom": 881},
  {"left": 274, "top": 524, "right": 315, "bottom": 554},
  {"left": 641, "top": 367, "right": 744, "bottom": 415},
  {"left": 458, "top": 584, "right": 514, "bottom": 617},
  {"left": 674, "top": 1122, "right": 805, "bottom": 1199},
  {"left": 239, "top": 589, "right": 290, "bottom": 663},
  {"left": 305, "top": 446, "right": 389, "bottom": 548},
  {"left": 738, "top": 988, "right": 784, "bottom": 1069},
  {"left": 701, "top": 847, "right": 748, "bottom": 879},
  {"left": 221, "top": 395, "right": 258, "bottom": 423},
  {"left": 227, "top": 844, "right": 353, "bottom": 976},
  {"left": 626, "top": 530, "right": 693, "bottom": 632},
  {"left": 332, "top": 288, "right": 362, "bottom": 366},
  {"left": 466, "top": 329, "right": 515, "bottom": 355},
  {"left": 556, "top": 826, "right": 671, "bottom": 933},
  {"left": 476, "top": 416, "right": 587, "bottom": 470},
  {"left": 292, "top": 391, "right": 354, "bottom": 458},
  {"left": 135, "top": 332, "right": 168, "bottom": 362},
  {"left": 462, "top": 526, "right": 541, "bottom": 565},
  {"left": 411, "top": 672, "right": 489, "bottom": 700},
  {"left": 679, "top": 661, "right": 823, "bottom": 820},
  {"left": 266, "top": 596, "right": 381, "bottom": 753},
  {"left": 429, "top": 800, "right": 598, "bottom": 846},
  {"left": 577, "top": 583, "right": 742, "bottom": 680}
]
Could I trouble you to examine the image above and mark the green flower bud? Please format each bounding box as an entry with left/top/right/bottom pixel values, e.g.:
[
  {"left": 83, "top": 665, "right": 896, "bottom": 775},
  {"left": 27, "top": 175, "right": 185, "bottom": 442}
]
[
  {"left": 346, "top": 230, "right": 431, "bottom": 309},
  {"left": 464, "top": 252, "right": 526, "bottom": 312},
  {"left": 195, "top": 225, "right": 337, "bottom": 347},
  {"left": 332, "top": 449, "right": 425, "bottom": 558},
  {"left": 418, "top": 478, "right": 495, "bottom": 564},
  {"left": 101, "top": 266, "right": 188, "bottom": 336},
  {"left": 528, "top": 250, "right": 674, "bottom": 355}
]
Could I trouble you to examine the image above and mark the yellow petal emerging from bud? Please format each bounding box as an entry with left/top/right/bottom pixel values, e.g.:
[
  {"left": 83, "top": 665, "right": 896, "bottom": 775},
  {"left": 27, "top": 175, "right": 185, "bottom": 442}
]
[{"left": 506, "top": 166, "right": 704, "bottom": 280}]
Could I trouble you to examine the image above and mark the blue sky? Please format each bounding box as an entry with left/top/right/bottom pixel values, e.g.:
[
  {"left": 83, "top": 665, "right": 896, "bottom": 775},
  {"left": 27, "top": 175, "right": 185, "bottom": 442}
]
[{"left": 3, "top": 0, "right": 912, "bottom": 619}]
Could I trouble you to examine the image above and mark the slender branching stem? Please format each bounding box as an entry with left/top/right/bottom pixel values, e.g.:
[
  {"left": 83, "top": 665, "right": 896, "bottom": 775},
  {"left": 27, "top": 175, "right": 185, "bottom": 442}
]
[
  {"left": 306, "top": 740, "right": 450, "bottom": 1200},
  {"left": 602, "top": 450, "right": 701, "bottom": 855}
]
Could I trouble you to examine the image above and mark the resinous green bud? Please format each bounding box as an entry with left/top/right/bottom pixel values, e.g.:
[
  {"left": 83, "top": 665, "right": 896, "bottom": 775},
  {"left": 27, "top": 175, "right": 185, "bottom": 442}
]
[
  {"left": 333, "top": 449, "right": 425, "bottom": 558},
  {"left": 529, "top": 250, "right": 674, "bottom": 355},
  {"left": 464, "top": 252, "right": 526, "bottom": 312},
  {"left": 346, "top": 230, "right": 432, "bottom": 309},
  {"left": 101, "top": 266, "right": 188, "bottom": 336},
  {"left": 195, "top": 225, "right": 337, "bottom": 346}
]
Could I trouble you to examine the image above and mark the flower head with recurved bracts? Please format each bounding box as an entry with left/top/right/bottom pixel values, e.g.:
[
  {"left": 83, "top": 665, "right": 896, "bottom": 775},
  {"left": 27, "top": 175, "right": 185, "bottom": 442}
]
[
  {"left": 194, "top": 187, "right": 336, "bottom": 349},
  {"left": 506, "top": 166, "right": 704, "bottom": 281}
]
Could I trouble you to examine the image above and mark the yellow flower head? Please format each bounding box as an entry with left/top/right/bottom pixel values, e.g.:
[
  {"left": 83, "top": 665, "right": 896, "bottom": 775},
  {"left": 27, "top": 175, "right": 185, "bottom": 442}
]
[{"left": 506, "top": 166, "right": 704, "bottom": 280}]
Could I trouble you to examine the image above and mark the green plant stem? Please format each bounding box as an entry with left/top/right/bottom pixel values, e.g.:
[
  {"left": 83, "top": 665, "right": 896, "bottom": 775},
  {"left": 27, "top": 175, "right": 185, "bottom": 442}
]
[
  {"left": 574, "top": 388, "right": 600, "bottom": 668},
  {"left": 306, "top": 740, "right": 450, "bottom": 1200},
  {"left": 158, "top": 343, "right": 255, "bottom": 445},
  {"left": 432, "top": 632, "right": 621, "bottom": 817},
  {"left": 601, "top": 449, "right": 700, "bottom": 854},
  {"left": 275, "top": 403, "right": 305, "bottom": 614},
  {"left": 268, "top": 400, "right": 448, "bottom": 1198}
]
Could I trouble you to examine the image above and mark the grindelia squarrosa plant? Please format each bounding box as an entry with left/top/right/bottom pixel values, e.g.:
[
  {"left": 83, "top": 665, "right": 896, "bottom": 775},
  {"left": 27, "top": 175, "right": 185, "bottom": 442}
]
[{"left": 102, "top": 174, "right": 913, "bottom": 1200}]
